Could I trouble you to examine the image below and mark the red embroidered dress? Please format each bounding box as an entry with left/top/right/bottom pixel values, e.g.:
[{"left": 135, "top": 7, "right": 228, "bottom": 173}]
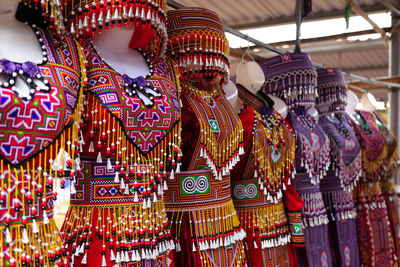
[
  {"left": 351, "top": 110, "right": 396, "bottom": 266},
  {"left": 61, "top": 41, "right": 182, "bottom": 266},
  {"left": 230, "top": 85, "right": 304, "bottom": 267},
  {"left": 0, "top": 25, "right": 86, "bottom": 266},
  {"left": 164, "top": 7, "right": 246, "bottom": 267}
]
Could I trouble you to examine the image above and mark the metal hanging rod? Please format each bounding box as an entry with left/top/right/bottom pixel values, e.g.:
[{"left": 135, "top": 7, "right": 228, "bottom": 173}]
[{"left": 167, "top": 0, "right": 400, "bottom": 89}]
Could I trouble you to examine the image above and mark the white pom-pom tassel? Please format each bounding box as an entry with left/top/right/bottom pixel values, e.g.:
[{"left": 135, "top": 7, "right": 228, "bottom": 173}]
[
  {"left": 81, "top": 253, "right": 88, "bottom": 264},
  {"left": 169, "top": 169, "right": 175, "bottom": 180},
  {"left": 88, "top": 141, "right": 94, "bottom": 152},
  {"left": 22, "top": 228, "right": 29, "bottom": 244},
  {"left": 110, "top": 249, "right": 116, "bottom": 261},
  {"left": 70, "top": 180, "right": 77, "bottom": 194},
  {"left": 96, "top": 152, "right": 102, "bottom": 163},
  {"left": 5, "top": 228, "right": 12, "bottom": 243},
  {"left": 32, "top": 219, "right": 39, "bottom": 234},
  {"left": 107, "top": 158, "right": 112, "bottom": 170},
  {"left": 101, "top": 255, "right": 107, "bottom": 266},
  {"left": 43, "top": 211, "right": 49, "bottom": 224}
]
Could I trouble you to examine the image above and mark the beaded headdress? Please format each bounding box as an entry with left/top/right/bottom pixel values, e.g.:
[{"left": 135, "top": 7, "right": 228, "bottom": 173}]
[
  {"left": 62, "top": 0, "right": 167, "bottom": 56},
  {"left": 259, "top": 52, "right": 317, "bottom": 109},
  {"left": 316, "top": 68, "right": 348, "bottom": 114},
  {"left": 167, "top": 7, "right": 230, "bottom": 84},
  {"left": 15, "top": 0, "right": 65, "bottom": 31}
]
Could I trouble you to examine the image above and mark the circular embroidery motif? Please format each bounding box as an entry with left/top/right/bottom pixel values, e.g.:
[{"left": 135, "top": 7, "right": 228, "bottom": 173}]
[
  {"left": 343, "top": 246, "right": 351, "bottom": 267},
  {"left": 233, "top": 183, "right": 258, "bottom": 200},
  {"left": 311, "top": 132, "right": 321, "bottom": 152},
  {"left": 180, "top": 175, "right": 210, "bottom": 195},
  {"left": 320, "top": 251, "right": 328, "bottom": 267}
]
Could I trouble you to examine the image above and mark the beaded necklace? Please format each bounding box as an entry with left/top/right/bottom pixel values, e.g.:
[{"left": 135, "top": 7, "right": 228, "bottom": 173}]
[
  {"left": 89, "top": 40, "right": 163, "bottom": 108},
  {"left": 0, "top": 24, "right": 51, "bottom": 101}
]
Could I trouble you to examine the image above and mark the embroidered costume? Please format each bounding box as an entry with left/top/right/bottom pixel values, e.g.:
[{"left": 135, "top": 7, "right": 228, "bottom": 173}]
[
  {"left": 316, "top": 68, "right": 360, "bottom": 267},
  {"left": 230, "top": 84, "right": 304, "bottom": 267},
  {"left": 0, "top": 2, "right": 86, "bottom": 266},
  {"left": 372, "top": 112, "right": 400, "bottom": 259},
  {"left": 260, "top": 53, "right": 333, "bottom": 267},
  {"left": 61, "top": 1, "right": 183, "bottom": 266},
  {"left": 350, "top": 110, "right": 396, "bottom": 266},
  {"left": 164, "top": 8, "right": 246, "bottom": 267}
]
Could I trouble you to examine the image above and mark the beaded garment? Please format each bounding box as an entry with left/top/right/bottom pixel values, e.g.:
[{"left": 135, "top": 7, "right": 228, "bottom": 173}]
[
  {"left": 0, "top": 19, "right": 86, "bottom": 267},
  {"left": 230, "top": 84, "right": 304, "bottom": 267},
  {"left": 60, "top": 1, "right": 183, "bottom": 266},
  {"left": 260, "top": 53, "right": 333, "bottom": 267},
  {"left": 164, "top": 8, "right": 246, "bottom": 267},
  {"left": 316, "top": 68, "right": 360, "bottom": 267},
  {"left": 372, "top": 112, "right": 400, "bottom": 259},
  {"left": 350, "top": 110, "right": 396, "bottom": 266}
]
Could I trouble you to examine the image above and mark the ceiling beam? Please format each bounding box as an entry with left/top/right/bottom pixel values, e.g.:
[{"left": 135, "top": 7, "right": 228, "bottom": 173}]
[
  {"left": 229, "top": 3, "right": 387, "bottom": 29},
  {"left": 344, "top": 0, "right": 389, "bottom": 44},
  {"left": 263, "top": 27, "right": 391, "bottom": 47}
]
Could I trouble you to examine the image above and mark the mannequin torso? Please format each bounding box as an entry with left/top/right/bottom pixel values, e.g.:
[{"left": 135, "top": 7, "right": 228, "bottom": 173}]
[
  {"left": 0, "top": 2, "right": 44, "bottom": 97},
  {"left": 92, "top": 27, "right": 149, "bottom": 78}
]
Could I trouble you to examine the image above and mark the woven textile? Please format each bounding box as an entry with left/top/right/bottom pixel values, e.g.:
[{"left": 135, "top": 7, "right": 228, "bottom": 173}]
[
  {"left": 61, "top": 41, "right": 182, "bottom": 266},
  {"left": 0, "top": 27, "right": 86, "bottom": 266},
  {"left": 167, "top": 8, "right": 230, "bottom": 84}
]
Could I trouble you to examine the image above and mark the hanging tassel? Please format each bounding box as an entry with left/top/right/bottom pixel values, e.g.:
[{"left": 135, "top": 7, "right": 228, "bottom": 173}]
[
  {"left": 163, "top": 181, "right": 168, "bottom": 191},
  {"left": 153, "top": 192, "right": 158, "bottom": 203},
  {"left": 134, "top": 191, "right": 138, "bottom": 202},
  {"left": 169, "top": 169, "right": 175, "bottom": 180},
  {"left": 74, "top": 157, "right": 81, "bottom": 170},
  {"left": 81, "top": 253, "right": 88, "bottom": 264},
  {"left": 115, "top": 251, "right": 121, "bottom": 263},
  {"left": 5, "top": 227, "right": 12, "bottom": 243},
  {"left": 107, "top": 158, "right": 112, "bottom": 170},
  {"left": 101, "top": 255, "right": 107, "bottom": 266},
  {"left": 253, "top": 239, "right": 258, "bottom": 249},
  {"left": 114, "top": 171, "right": 120, "bottom": 183},
  {"left": 120, "top": 177, "right": 125, "bottom": 190},
  {"left": 176, "top": 163, "right": 181, "bottom": 173},
  {"left": 88, "top": 141, "right": 94, "bottom": 152},
  {"left": 70, "top": 181, "right": 77, "bottom": 194},
  {"left": 110, "top": 249, "right": 116, "bottom": 261},
  {"left": 43, "top": 211, "right": 49, "bottom": 224},
  {"left": 97, "top": 152, "right": 103, "bottom": 163},
  {"left": 143, "top": 198, "right": 147, "bottom": 209},
  {"left": 32, "top": 219, "right": 39, "bottom": 234},
  {"left": 176, "top": 242, "right": 181, "bottom": 252},
  {"left": 22, "top": 228, "right": 29, "bottom": 244},
  {"left": 147, "top": 198, "right": 152, "bottom": 209},
  {"left": 192, "top": 242, "right": 196, "bottom": 252},
  {"left": 124, "top": 184, "right": 129, "bottom": 195}
]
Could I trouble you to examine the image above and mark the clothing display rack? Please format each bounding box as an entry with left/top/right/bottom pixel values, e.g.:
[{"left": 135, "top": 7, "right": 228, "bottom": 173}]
[{"left": 167, "top": 0, "right": 400, "bottom": 92}]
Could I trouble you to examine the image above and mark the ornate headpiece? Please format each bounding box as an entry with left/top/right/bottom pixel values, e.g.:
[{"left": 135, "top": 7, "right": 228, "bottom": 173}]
[
  {"left": 316, "top": 68, "right": 348, "bottom": 114},
  {"left": 16, "top": 0, "right": 64, "bottom": 31},
  {"left": 167, "top": 7, "right": 230, "bottom": 83},
  {"left": 259, "top": 52, "right": 317, "bottom": 109},
  {"left": 62, "top": 0, "right": 167, "bottom": 56}
]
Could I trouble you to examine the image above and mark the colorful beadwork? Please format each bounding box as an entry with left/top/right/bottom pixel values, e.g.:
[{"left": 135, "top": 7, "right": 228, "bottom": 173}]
[
  {"left": 167, "top": 8, "right": 230, "bottom": 84},
  {"left": 60, "top": 38, "right": 182, "bottom": 266},
  {"left": 0, "top": 25, "right": 86, "bottom": 266}
]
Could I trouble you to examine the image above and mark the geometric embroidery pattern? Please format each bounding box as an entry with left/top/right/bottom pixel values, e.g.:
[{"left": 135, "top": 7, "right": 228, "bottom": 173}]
[
  {"left": 0, "top": 29, "right": 81, "bottom": 166},
  {"left": 232, "top": 183, "right": 258, "bottom": 200},
  {"left": 85, "top": 47, "right": 180, "bottom": 154}
]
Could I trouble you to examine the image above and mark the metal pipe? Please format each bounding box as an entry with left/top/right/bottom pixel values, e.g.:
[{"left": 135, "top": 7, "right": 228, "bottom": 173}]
[{"left": 167, "top": 0, "right": 400, "bottom": 89}]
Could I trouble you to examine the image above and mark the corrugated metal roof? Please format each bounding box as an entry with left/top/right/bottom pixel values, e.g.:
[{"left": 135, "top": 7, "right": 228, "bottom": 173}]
[{"left": 174, "top": 0, "right": 387, "bottom": 28}]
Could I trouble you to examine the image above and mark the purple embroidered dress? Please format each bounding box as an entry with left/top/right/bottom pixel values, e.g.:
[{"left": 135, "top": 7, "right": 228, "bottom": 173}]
[
  {"left": 316, "top": 68, "right": 361, "bottom": 267},
  {"left": 259, "top": 53, "right": 333, "bottom": 267}
]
